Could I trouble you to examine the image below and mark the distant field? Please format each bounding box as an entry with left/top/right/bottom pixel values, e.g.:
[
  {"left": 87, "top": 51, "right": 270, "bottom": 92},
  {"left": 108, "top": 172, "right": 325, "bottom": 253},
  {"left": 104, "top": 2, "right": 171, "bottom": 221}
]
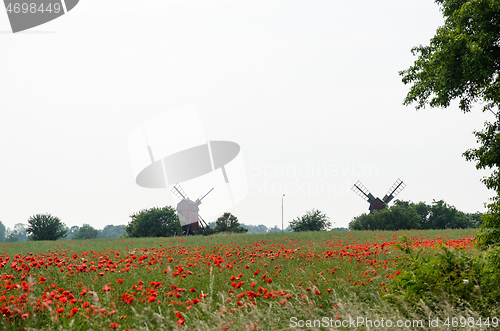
[{"left": 0, "top": 229, "right": 484, "bottom": 330}]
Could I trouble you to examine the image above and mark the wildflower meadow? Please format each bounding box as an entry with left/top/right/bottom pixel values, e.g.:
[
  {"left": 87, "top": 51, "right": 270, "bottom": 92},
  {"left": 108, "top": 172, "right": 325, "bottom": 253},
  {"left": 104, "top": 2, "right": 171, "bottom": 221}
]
[{"left": 0, "top": 229, "right": 497, "bottom": 330}]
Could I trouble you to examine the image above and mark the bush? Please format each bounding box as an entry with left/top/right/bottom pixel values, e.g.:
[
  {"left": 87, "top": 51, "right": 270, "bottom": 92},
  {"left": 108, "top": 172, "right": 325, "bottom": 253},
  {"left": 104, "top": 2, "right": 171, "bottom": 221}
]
[
  {"left": 73, "top": 224, "right": 99, "bottom": 240},
  {"left": 5, "top": 231, "right": 19, "bottom": 242},
  {"left": 350, "top": 200, "right": 479, "bottom": 231},
  {"left": 476, "top": 198, "right": 500, "bottom": 249},
  {"left": 350, "top": 204, "right": 420, "bottom": 230},
  {"left": 26, "top": 214, "right": 67, "bottom": 241},
  {"left": 99, "top": 224, "right": 126, "bottom": 239},
  {"left": 126, "top": 206, "right": 181, "bottom": 238},
  {"left": 289, "top": 209, "right": 331, "bottom": 232},
  {"left": 0, "top": 221, "right": 6, "bottom": 242},
  {"left": 387, "top": 235, "right": 500, "bottom": 316},
  {"left": 213, "top": 213, "right": 248, "bottom": 233}
]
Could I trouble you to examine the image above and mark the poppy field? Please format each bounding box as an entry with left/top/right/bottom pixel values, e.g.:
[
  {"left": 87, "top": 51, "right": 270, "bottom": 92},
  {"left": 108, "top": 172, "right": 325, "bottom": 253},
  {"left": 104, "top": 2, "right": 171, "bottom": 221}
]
[{"left": 0, "top": 229, "right": 484, "bottom": 330}]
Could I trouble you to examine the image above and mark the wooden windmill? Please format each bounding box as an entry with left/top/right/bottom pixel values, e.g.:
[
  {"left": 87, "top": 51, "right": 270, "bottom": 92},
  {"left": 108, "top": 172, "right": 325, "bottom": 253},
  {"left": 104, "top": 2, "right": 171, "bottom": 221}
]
[
  {"left": 351, "top": 179, "right": 406, "bottom": 213},
  {"left": 171, "top": 184, "right": 213, "bottom": 235}
]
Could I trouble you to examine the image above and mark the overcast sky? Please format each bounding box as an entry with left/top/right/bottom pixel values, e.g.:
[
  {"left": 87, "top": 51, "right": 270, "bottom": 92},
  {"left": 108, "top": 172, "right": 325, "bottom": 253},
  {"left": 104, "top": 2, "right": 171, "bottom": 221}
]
[{"left": 0, "top": 0, "right": 495, "bottom": 232}]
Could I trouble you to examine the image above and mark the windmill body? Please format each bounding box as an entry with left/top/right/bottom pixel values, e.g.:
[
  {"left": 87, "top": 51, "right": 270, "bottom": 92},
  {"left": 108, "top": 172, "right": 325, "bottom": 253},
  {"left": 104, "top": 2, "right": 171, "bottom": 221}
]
[
  {"left": 352, "top": 179, "right": 406, "bottom": 213},
  {"left": 369, "top": 198, "right": 385, "bottom": 214},
  {"left": 171, "top": 184, "right": 213, "bottom": 235},
  {"left": 176, "top": 199, "right": 200, "bottom": 233}
]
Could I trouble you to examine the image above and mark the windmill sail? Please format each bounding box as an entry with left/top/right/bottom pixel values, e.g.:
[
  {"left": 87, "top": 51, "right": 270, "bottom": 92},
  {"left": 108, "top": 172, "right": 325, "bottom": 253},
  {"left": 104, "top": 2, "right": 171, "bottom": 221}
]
[
  {"left": 351, "top": 181, "right": 376, "bottom": 203},
  {"left": 382, "top": 179, "right": 406, "bottom": 203},
  {"left": 195, "top": 187, "right": 214, "bottom": 206},
  {"left": 171, "top": 184, "right": 188, "bottom": 200}
]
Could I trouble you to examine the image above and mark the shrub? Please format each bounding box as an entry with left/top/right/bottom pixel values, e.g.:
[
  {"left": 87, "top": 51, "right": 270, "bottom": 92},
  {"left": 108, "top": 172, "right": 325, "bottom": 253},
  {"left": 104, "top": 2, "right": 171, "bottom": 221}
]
[
  {"left": 350, "top": 204, "right": 420, "bottom": 230},
  {"left": 73, "top": 224, "right": 99, "bottom": 240},
  {"left": 126, "top": 206, "right": 181, "bottom": 238},
  {"left": 99, "top": 224, "right": 126, "bottom": 238},
  {"left": 0, "top": 221, "right": 6, "bottom": 242},
  {"left": 476, "top": 198, "right": 500, "bottom": 249},
  {"left": 387, "top": 235, "right": 500, "bottom": 316},
  {"left": 290, "top": 209, "right": 331, "bottom": 232},
  {"left": 26, "top": 214, "right": 67, "bottom": 241},
  {"left": 213, "top": 213, "right": 247, "bottom": 233}
]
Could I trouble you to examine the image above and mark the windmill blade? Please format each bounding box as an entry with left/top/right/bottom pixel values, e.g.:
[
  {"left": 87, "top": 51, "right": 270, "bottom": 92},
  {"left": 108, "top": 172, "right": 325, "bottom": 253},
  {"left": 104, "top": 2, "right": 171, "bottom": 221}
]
[
  {"left": 171, "top": 183, "right": 188, "bottom": 200},
  {"left": 195, "top": 187, "right": 214, "bottom": 206},
  {"left": 351, "top": 181, "right": 376, "bottom": 203},
  {"left": 382, "top": 178, "right": 406, "bottom": 203}
]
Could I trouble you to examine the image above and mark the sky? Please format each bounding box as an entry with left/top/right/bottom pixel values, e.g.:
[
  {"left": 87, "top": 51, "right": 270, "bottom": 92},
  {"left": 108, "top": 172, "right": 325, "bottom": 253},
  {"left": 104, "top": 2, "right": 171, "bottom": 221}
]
[{"left": 0, "top": 0, "right": 495, "bottom": 232}]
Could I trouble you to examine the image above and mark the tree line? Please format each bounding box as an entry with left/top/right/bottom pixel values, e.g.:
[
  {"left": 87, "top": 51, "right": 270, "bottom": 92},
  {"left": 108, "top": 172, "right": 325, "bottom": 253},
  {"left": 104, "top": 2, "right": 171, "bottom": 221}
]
[
  {"left": 349, "top": 199, "right": 482, "bottom": 231},
  {"left": 124, "top": 206, "right": 335, "bottom": 237},
  {"left": 0, "top": 206, "right": 333, "bottom": 242},
  {"left": 0, "top": 215, "right": 125, "bottom": 242},
  {"left": 0, "top": 198, "right": 480, "bottom": 241}
]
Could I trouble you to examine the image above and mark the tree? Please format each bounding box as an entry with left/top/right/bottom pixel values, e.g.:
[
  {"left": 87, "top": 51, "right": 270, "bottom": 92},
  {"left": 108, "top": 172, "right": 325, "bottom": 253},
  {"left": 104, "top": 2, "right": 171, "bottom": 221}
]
[
  {"left": 4, "top": 223, "right": 28, "bottom": 242},
  {"left": 349, "top": 200, "right": 476, "bottom": 230},
  {"left": 13, "top": 223, "right": 27, "bottom": 241},
  {"left": 427, "top": 200, "right": 471, "bottom": 229},
  {"left": 5, "top": 229, "right": 19, "bottom": 242},
  {"left": 350, "top": 204, "right": 420, "bottom": 231},
  {"left": 99, "top": 225, "right": 126, "bottom": 239},
  {"left": 289, "top": 209, "right": 331, "bottom": 232},
  {"left": 126, "top": 206, "right": 181, "bottom": 238},
  {"left": 65, "top": 225, "right": 80, "bottom": 240},
  {"left": 464, "top": 116, "right": 500, "bottom": 247},
  {"left": 26, "top": 214, "right": 67, "bottom": 241},
  {"left": 240, "top": 224, "right": 269, "bottom": 234},
  {"left": 400, "top": 0, "right": 500, "bottom": 248},
  {"left": 73, "top": 224, "right": 99, "bottom": 240},
  {"left": 468, "top": 211, "right": 484, "bottom": 228},
  {"left": 0, "top": 221, "right": 6, "bottom": 242},
  {"left": 268, "top": 225, "right": 282, "bottom": 233},
  {"left": 400, "top": 0, "right": 500, "bottom": 113},
  {"left": 214, "top": 213, "right": 248, "bottom": 233}
]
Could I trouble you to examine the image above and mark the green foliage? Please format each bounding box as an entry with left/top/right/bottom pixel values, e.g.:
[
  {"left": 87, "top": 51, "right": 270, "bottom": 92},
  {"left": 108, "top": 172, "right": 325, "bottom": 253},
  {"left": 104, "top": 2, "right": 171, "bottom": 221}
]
[
  {"left": 464, "top": 114, "right": 500, "bottom": 248},
  {"left": 464, "top": 115, "right": 500, "bottom": 192},
  {"left": 73, "top": 224, "right": 99, "bottom": 240},
  {"left": 13, "top": 223, "right": 27, "bottom": 241},
  {"left": 268, "top": 225, "right": 282, "bottom": 233},
  {"left": 400, "top": 0, "right": 500, "bottom": 251},
  {"left": 350, "top": 203, "right": 420, "bottom": 231},
  {"left": 476, "top": 197, "right": 500, "bottom": 248},
  {"left": 99, "top": 224, "right": 126, "bottom": 239},
  {"left": 26, "top": 214, "right": 67, "bottom": 241},
  {"left": 240, "top": 224, "right": 269, "bottom": 234},
  {"left": 289, "top": 209, "right": 331, "bottom": 232},
  {"left": 350, "top": 200, "right": 480, "bottom": 230},
  {"left": 64, "top": 225, "right": 80, "bottom": 240},
  {"left": 388, "top": 235, "right": 500, "bottom": 315},
  {"left": 5, "top": 231, "right": 19, "bottom": 242},
  {"left": 400, "top": 0, "right": 500, "bottom": 113},
  {"left": 5, "top": 224, "right": 28, "bottom": 242},
  {"left": 0, "top": 221, "right": 5, "bottom": 242},
  {"left": 214, "top": 212, "right": 248, "bottom": 233},
  {"left": 126, "top": 206, "right": 181, "bottom": 238},
  {"left": 425, "top": 200, "right": 473, "bottom": 229}
]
